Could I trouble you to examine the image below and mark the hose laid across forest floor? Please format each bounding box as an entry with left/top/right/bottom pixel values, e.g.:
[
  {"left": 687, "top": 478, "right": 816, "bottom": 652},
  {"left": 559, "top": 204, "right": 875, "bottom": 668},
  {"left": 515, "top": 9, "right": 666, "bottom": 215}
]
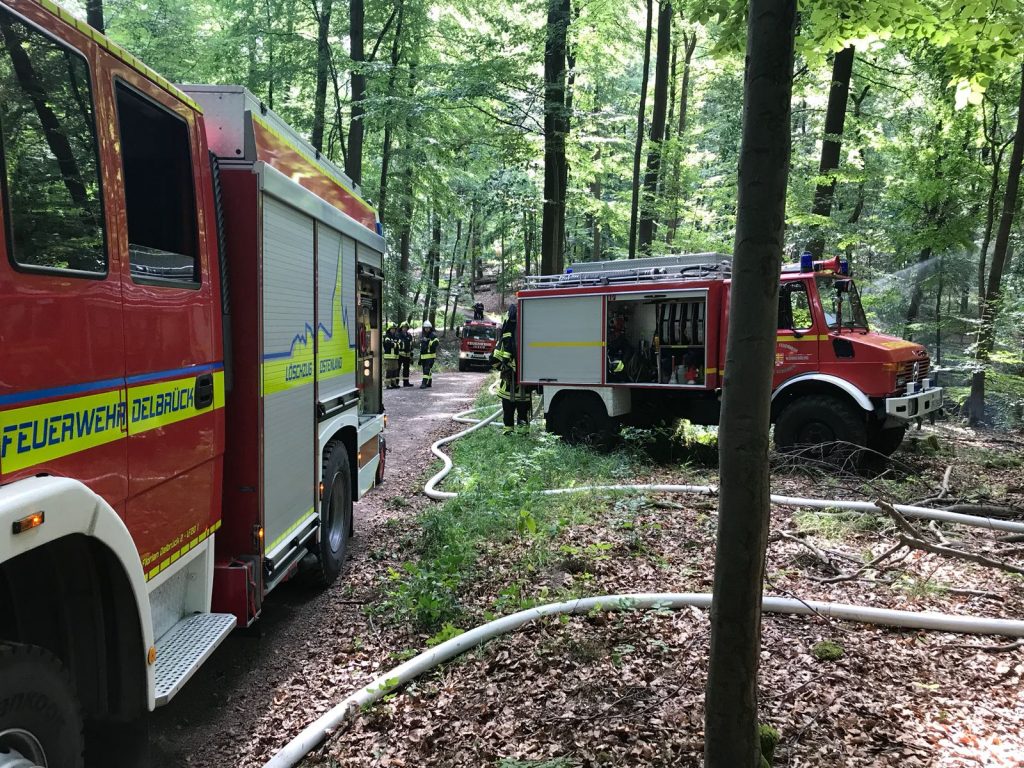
[{"left": 263, "top": 404, "right": 1024, "bottom": 768}]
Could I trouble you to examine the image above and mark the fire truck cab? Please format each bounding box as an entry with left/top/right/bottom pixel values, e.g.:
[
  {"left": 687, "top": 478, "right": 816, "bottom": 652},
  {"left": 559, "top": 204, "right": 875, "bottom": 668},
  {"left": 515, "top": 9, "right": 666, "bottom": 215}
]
[
  {"left": 518, "top": 253, "right": 943, "bottom": 455},
  {"left": 457, "top": 319, "right": 499, "bottom": 371},
  {"left": 0, "top": 2, "right": 385, "bottom": 764}
]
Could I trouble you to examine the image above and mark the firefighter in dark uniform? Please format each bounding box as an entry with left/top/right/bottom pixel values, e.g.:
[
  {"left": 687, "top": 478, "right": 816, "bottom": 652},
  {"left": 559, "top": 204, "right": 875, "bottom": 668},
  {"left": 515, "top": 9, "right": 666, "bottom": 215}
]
[
  {"left": 398, "top": 322, "right": 413, "bottom": 387},
  {"left": 492, "top": 304, "right": 532, "bottom": 434},
  {"left": 419, "top": 320, "right": 439, "bottom": 388},
  {"left": 383, "top": 323, "right": 400, "bottom": 389}
]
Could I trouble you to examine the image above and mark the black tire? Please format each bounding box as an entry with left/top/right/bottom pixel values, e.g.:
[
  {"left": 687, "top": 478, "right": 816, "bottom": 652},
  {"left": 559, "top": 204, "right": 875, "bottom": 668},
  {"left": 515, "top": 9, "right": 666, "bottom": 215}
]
[
  {"left": 458, "top": 360, "right": 467, "bottom": 372},
  {"left": 548, "top": 393, "right": 617, "bottom": 447},
  {"left": 867, "top": 422, "right": 907, "bottom": 456},
  {"left": 0, "top": 643, "right": 84, "bottom": 768},
  {"left": 314, "top": 443, "right": 353, "bottom": 586},
  {"left": 774, "top": 394, "right": 867, "bottom": 454}
]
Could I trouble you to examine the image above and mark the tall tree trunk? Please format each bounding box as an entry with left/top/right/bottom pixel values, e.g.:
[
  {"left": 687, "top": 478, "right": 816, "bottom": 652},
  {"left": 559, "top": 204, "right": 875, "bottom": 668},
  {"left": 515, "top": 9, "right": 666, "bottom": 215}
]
[
  {"left": 86, "top": 0, "right": 104, "bottom": 32},
  {"left": 704, "top": 0, "right": 796, "bottom": 765},
  {"left": 397, "top": 162, "right": 414, "bottom": 315},
  {"left": 666, "top": 31, "right": 697, "bottom": 245},
  {"left": 637, "top": 0, "right": 672, "bottom": 254},
  {"left": 310, "top": 0, "right": 333, "bottom": 154},
  {"left": 977, "top": 106, "right": 1010, "bottom": 301},
  {"left": 426, "top": 214, "right": 441, "bottom": 327},
  {"left": 628, "top": 0, "right": 654, "bottom": 259},
  {"left": 441, "top": 220, "right": 461, "bottom": 334},
  {"left": 523, "top": 210, "right": 534, "bottom": 276},
  {"left": 264, "top": 0, "right": 275, "bottom": 109},
  {"left": 968, "top": 61, "right": 1024, "bottom": 426},
  {"left": 377, "top": 1, "right": 405, "bottom": 224},
  {"left": 346, "top": 0, "right": 366, "bottom": 185},
  {"left": 805, "top": 45, "right": 854, "bottom": 258},
  {"left": 541, "top": 0, "right": 571, "bottom": 275}
]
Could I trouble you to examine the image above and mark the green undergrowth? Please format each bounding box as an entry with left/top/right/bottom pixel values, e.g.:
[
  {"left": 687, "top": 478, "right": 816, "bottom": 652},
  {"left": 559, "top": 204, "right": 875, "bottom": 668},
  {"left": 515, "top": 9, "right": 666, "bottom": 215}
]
[{"left": 380, "top": 403, "right": 636, "bottom": 631}]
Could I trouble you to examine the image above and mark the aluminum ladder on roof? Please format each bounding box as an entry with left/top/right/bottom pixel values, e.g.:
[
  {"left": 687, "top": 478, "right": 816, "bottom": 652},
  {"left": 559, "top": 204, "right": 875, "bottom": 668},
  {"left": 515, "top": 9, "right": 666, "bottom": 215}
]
[{"left": 523, "top": 252, "right": 733, "bottom": 290}]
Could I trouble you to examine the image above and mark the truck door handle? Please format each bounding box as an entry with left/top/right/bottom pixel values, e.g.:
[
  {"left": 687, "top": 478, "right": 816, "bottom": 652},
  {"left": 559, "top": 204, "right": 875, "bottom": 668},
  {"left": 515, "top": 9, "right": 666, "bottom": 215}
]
[{"left": 195, "top": 373, "right": 215, "bottom": 409}]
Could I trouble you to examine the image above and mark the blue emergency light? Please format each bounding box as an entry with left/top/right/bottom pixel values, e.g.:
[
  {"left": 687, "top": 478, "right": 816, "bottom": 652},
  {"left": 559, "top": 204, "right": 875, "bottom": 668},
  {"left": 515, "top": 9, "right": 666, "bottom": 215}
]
[
  {"left": 375, "top": 221, "right": 383, "bottom": 236},
  {"left": 565, "top": 268, "right": 573, "bottom": 274},
  {"left": 839, "top": 259, "right": 850, "bottom": 275},
  {"left": 799, "top": 251, "right": 813, "bottom": 272}
]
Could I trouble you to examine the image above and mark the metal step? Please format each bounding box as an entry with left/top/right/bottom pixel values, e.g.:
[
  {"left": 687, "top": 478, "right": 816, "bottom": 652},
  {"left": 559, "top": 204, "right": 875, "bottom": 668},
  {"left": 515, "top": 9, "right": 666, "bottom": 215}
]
[{"left": 154, "top": 612, "right": 237, "bottom": 706}]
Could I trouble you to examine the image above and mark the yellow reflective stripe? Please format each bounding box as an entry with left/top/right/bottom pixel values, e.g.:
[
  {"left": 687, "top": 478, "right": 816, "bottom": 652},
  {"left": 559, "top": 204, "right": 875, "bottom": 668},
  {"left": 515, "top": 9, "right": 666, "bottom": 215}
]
[
  {"left": 145, "top": 519, "right": 222, "bottom": 581},
  {"left": 529, "top": 341, "right": 605, "bottom": 348},
  {"left": 267, "top": 507, "right": 317, "bottom": 553},
  {"left": 127, "top": 371, "right": 225, "bottom": 435},
  {"left": 1, "top": 371, "right": 225, "bottom": 474},
  {"left": 0, "top": 389, "right": 125, "bottom": 473},
  {"left": 420, "top": 353, "right": 436, "bottom": 360},
  {"left": 776, "top": 334, "right": 828, "bottom": 343}
]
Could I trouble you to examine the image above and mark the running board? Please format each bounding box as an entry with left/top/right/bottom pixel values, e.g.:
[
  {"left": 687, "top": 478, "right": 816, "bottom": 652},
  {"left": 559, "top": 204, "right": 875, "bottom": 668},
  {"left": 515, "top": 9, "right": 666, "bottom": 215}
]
[{"left": 154, "top": 612, "right": 237, "bottom": 706}]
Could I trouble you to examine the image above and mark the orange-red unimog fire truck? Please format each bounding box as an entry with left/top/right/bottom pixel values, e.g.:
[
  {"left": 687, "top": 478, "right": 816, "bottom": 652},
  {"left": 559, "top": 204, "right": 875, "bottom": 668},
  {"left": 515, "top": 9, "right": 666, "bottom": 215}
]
[
  {"left": 457, "top": 319, "right": 499, "bottom": 371},
  {"left": 0, "top": 1, "right": 386, "bottom": 763},
  {"left": 518, "top": 253, "right": 942, "bottom": 454}
]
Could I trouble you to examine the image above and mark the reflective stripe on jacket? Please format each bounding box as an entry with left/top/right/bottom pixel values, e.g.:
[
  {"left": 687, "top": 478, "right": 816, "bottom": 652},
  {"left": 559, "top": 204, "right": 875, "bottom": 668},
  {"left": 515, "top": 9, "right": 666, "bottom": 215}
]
[{"left": 420, "top": 334, "right": 439, "bottom": 360}]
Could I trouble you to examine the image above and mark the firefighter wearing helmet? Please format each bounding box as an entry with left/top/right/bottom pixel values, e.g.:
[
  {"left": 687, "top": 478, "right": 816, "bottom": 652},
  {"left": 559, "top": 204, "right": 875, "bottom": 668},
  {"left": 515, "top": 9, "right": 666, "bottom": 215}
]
[
  {"left": 419, "top": 320, "right": 439, "bottom": 388},
  {"left": 398, "top": 322, "right": 413, "bottom": 386},
  {"left": 492, "top": 303, "right": 532, "bottom": 434},
  {"left": 383, "top": 323, "right": 400, "bottom": 389}
]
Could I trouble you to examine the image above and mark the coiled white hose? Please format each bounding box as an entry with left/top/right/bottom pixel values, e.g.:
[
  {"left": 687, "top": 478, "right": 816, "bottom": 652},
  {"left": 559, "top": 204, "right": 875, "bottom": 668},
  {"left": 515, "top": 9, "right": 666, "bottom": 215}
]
[{"left": 262, "top": 402, "right": 1024, "bottom": 768}]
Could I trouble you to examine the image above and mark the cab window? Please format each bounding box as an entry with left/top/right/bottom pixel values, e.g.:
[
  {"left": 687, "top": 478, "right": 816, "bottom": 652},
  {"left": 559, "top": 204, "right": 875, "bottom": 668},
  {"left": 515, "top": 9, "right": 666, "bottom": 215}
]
[
  {"left": 115, "top": 82, "right": 198, "bottom": 285},
  {"left": 779, "top": 282, "right": 813, "bottom": 332},
  {"left": 0, "top": 8, "right": 105, "bottom": 274}
]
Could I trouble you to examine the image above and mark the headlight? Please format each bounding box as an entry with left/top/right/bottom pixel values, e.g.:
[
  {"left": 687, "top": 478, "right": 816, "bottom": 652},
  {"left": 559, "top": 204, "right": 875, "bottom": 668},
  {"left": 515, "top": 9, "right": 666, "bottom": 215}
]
[{"left": 459, "top": 351, "right": 469, "bottom": 358}]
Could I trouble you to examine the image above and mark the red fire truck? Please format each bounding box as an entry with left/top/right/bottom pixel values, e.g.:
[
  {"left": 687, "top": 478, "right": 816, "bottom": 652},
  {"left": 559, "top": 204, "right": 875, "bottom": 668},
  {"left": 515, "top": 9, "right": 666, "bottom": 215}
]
[
  {"left": 457, "top": 319, "right": 499, "bottom": 371},
  {"left": 518, "top": 253, "right": 942, "bottom": 454},
  {"left": 0, "top": 1, "right": 386, "bottom": 763}
]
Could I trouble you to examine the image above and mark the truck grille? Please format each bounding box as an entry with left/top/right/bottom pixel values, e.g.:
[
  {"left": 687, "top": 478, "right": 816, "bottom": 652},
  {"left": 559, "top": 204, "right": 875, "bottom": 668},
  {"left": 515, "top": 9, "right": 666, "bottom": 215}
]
[{"left": 895, "top": 356, "right": 929, "bottom": 388}]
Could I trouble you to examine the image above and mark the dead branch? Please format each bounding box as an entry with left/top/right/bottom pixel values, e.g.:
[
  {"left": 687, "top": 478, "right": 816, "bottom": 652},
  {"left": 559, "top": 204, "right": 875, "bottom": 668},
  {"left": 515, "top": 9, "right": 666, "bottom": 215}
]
[
  {"left": 961, "top": 639, "right": 1024, "bottom": 653},
  {"left": 817, "top": 542, "right": 904, "bottom": 585},
  {"left": 939, "top": 465, "right": 952, "bottom": 499},
  {"left": 877, "top": 499, "right": 1024, "bottom": 575}
]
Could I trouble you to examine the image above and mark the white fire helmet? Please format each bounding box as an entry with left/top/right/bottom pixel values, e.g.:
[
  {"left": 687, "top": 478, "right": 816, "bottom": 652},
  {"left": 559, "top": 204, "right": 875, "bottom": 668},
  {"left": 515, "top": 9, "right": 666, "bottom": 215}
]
[{"left": 422, "top": 320, "right": 433, "bottom": 330}]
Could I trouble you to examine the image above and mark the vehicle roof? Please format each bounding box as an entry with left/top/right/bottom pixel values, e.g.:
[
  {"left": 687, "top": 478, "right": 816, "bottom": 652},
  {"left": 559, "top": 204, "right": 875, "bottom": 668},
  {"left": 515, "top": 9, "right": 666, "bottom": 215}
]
[{"left": 464, "top": 319, "right": 498, "bottom": 325}]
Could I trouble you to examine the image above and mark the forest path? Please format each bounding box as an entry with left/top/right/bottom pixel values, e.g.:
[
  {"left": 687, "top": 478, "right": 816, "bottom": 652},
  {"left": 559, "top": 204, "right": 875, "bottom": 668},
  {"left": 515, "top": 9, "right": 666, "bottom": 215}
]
[{"left": 149, "top": 370, "right": 489, "bottom": 768}]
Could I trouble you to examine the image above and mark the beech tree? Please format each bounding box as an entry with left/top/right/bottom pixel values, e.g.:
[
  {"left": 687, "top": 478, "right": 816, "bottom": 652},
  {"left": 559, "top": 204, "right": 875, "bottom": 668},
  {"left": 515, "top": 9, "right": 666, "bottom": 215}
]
[{"left": 704, "top": 0, "right": 796, "bottom": 764}]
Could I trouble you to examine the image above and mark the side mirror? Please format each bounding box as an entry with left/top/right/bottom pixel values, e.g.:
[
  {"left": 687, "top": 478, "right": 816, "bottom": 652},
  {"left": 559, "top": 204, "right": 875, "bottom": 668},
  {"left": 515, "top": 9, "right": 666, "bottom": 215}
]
[
  {"left": 835, "top": 279, "right": 852, "bottom": 294},
  {"left": 456, "top": 327, "right": 461, "bottom": 338}
]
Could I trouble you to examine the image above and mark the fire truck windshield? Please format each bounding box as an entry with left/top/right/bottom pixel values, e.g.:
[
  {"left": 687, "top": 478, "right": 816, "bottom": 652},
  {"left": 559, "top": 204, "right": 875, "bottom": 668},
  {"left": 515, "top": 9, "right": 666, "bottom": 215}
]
[
  {"left": 817, "top": 275, "right": 869, "bottom": 331},
  {"left": 463, "top": 325, "right": 497, "bottom": 340}
]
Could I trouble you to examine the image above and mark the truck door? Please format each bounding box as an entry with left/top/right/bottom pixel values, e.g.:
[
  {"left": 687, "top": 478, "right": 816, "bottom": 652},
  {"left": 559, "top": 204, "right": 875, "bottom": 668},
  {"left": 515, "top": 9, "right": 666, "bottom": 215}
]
[
  {"left": 110, "top": 73, "right": 223, "bottom": 579},
  {"left": 0, "top": 7, "right": 127, "bottom": 504},
  {"left": 775, "top": 280, "right": 820, "bottom": 384}
]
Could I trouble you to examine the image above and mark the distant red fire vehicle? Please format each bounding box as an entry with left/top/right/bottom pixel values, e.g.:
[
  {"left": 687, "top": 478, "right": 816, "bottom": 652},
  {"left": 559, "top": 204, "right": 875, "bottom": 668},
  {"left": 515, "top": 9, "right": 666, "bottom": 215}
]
[{"left": 458, "top": 320, "right": 500, "bottom": 371}]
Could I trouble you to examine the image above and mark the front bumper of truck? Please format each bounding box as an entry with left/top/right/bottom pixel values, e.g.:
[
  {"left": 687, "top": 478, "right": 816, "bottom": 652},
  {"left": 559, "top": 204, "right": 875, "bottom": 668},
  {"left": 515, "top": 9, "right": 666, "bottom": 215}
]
[{"left": 884, "top": 380, "right": 943, "bottom": 421}]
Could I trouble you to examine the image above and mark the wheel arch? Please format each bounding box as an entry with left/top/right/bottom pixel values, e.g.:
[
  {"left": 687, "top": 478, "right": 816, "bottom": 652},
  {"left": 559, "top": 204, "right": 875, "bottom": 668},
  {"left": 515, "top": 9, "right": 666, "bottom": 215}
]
[
  {"left": 0, "top": 476, "right": 152, "bottom": 718},
  {"left": 319, "top": 420, "right": 358, "bottom": 499},
  {"left": 771, "top": 374, "right": 872, "bottom": 422}
]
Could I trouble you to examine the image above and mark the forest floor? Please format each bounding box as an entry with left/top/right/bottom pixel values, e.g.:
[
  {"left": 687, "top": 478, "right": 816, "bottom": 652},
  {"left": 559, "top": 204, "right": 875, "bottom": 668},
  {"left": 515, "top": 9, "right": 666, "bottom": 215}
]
[
  {"left": 293, "top": 400, "right": 1024, "bottom": 768},
  {"left": 148, "top": 361, "right": 491, "bottom": 768}
]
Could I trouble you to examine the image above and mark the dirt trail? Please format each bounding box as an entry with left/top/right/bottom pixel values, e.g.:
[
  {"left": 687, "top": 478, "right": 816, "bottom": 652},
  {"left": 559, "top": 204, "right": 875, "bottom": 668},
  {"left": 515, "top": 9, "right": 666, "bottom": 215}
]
[{"left": 149, "top": 370, "right": 488, "bottom": 768}]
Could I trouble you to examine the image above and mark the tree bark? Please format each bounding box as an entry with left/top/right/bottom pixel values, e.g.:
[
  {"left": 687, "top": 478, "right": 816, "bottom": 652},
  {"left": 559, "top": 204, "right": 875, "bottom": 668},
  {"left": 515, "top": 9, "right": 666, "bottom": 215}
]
[
  {"left": 968, "top": 61, "right": 1024, "bottom": 425},
  {"left": 704, "top": 0, "right": 796, "bottom": 765},
  {"left": 637, "top": 0, "right": 672, "bottom": 254},
  {"left": 310, "top": 0, "right": 333, "bottom": 154},
  {"left": 425, "top": 213, "right": 441, "bottom": 327},
  {"left": 441, "top": 219, "right": 461, "bottom": 334},
  {"left": 377, "top": 1, "right": 405, "bottom": 224},
  {"left": 806, "top": 45, "right": 854, "bottom": 258},
  {"left": 86, "top": 0, "right": 104, "bottom": 33},
  {"left": 977, "top": 103, "right": 1011, "bottom": 302},
  {"left": 541, "top": 0, "right": 571, "bottom": 275},
  {"left": 666, "top": 30, "right": 697, "bottom": 245},
  {"left": 346, "top": 0, "right": 366, "bottom": 185},
  {"left": 628, "top": 0, "right": 654, "bottom": 259}
]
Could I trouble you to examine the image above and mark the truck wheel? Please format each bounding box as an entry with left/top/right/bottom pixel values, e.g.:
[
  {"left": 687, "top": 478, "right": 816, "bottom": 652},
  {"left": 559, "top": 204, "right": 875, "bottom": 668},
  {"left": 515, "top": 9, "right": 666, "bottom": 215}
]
[
  {"left": 458, "top": 360, "right": 468, "bottom": 372},
  {"left": 550, "top": 393, "right": 616, "bottom": 448},
  {"left": 774, "top": 394, "right": 866, "bottom": 454},
  {"left": 0, "top": 644, "right": 84, "bottom": 768},
  {"left": 868, "top": 422, "right": 907, "bottom": 456},
  {"left": 314, "top": 444, "right": 352, "bottom": 586}
]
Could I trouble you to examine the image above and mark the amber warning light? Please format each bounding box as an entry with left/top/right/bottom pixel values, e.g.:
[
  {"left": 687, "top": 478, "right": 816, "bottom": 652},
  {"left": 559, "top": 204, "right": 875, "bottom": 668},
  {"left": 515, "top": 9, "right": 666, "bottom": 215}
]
[{"left": 12, "top": 511, "right": 44, "bottom": 534}]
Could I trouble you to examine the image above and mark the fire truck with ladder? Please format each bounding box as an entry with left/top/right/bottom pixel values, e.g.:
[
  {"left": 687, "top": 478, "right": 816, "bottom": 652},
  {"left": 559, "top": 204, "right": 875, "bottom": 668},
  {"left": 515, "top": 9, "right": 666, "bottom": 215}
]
[
  {"left": 0, "top": 1, "right": 388, "bottom": 764},
  {"left": 518, "top": 253, "right": 942, "bottom": 453}
]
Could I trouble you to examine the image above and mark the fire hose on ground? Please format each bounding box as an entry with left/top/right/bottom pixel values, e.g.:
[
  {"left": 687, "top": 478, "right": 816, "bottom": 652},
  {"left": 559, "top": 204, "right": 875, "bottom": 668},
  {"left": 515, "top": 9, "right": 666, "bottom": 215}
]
[{"left": 263, "top": 403, "right": 1024, "bottom": 768}]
